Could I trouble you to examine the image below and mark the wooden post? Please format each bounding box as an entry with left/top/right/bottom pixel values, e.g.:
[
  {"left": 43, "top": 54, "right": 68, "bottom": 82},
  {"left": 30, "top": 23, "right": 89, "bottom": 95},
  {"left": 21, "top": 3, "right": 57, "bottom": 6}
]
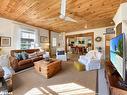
[{"left": 49, "top": 30, "right": 51, "bottom": 57}]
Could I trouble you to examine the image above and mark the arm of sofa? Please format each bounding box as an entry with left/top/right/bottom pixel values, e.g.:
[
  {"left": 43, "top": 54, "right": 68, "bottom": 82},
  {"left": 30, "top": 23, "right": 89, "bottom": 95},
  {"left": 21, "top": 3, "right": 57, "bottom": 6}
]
[{"left": 9, "top": 56, "right": 18, "bottom": 70}]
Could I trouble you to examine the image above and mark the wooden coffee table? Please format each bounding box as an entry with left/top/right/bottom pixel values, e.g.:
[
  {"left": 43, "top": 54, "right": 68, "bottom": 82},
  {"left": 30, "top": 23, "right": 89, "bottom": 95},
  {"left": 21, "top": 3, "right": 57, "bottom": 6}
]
[{"left": 34, "top": 59, "right": 61, "bottom": 78}]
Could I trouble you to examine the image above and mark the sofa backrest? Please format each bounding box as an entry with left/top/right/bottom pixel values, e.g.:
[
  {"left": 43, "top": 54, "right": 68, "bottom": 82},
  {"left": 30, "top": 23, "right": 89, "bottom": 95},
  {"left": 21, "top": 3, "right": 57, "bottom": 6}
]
[{"left": 10, "top": 49, "right": 40, "bottom": 57}]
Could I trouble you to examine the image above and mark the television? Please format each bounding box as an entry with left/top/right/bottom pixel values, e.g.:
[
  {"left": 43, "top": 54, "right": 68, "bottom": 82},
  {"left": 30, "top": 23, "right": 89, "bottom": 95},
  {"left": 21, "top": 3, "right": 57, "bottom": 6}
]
[{"left": 110, "top": 33, "right": 126, "bottom": 81}]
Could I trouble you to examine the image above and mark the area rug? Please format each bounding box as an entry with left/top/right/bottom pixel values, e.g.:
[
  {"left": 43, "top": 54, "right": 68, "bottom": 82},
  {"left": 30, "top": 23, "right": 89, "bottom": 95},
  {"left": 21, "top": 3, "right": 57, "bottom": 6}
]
[{"left": 13, "top": 61, "right": 97, "bottom": 95}]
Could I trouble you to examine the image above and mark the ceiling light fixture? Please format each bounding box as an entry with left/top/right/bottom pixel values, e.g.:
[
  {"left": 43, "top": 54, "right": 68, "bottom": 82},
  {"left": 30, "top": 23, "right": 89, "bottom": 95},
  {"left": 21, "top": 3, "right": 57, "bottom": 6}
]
[
  {"left": 110, "top": 21, "right": 114, "bottom": 24},
  {"left": 84, "top": 23, "right": 88, "bottom": 29}
]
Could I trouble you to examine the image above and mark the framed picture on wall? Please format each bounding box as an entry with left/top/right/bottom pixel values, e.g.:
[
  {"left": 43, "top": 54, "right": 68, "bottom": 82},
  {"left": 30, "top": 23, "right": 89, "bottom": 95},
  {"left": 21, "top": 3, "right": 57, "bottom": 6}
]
[
  {"left": 0, "top": 36, "right": 11, "bottom": 47},
  {"left": 40, "top": 36, "right": 49, "bottom": 43}
]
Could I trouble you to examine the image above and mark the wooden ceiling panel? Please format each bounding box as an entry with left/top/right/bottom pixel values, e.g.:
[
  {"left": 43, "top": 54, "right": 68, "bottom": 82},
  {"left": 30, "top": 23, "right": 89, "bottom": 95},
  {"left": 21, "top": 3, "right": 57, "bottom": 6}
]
[{"left": 0, "top": 0, "right": 126, "bottom": 32}]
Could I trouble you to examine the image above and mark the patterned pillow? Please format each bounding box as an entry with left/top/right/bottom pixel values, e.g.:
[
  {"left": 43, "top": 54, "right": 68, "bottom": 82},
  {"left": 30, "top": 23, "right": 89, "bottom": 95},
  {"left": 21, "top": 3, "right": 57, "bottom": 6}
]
[
  {"left": 21, "top": 52, "right": 28, "bottom": 60},
  {"left": 15, "top": 53, "right": 23, "bottom": 60}
]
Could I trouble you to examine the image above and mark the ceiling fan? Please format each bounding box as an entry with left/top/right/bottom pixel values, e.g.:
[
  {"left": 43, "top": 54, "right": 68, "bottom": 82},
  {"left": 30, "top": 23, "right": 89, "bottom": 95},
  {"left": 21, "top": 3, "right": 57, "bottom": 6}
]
[
  {"left": 59, "top": 0, "right": 77, "bottom": 23},
  {"left": 33, "top": 0, "right": 88, "bottom": 24},
  {"left": 34, "top": 0, "right": 78, "bottom": 23}
]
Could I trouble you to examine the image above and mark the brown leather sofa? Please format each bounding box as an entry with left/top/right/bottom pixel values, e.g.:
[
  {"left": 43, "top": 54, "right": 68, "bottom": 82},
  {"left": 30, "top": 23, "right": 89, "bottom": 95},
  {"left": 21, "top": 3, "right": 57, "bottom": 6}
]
[{"left": 9, "top": 49, "right": 43, "bottom": 72}]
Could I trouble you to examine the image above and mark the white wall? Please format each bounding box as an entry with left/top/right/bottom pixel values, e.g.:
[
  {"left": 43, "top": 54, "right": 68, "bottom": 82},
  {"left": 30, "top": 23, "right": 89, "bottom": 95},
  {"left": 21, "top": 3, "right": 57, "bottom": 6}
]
[
  {"left": 0, "top": 18, "right": 49, "bottom": 54},
  {"left": 113, "top": 2, "right": 127, "bottom": 57},
  {"left": 0, "top": 18, "right": 16, "bottom": 54},
  {"left": 39, "top": 28, "right": 49, "bottom": 50},
  {"left": 113, "top": 2, "right": 127, "bottom": 26}
]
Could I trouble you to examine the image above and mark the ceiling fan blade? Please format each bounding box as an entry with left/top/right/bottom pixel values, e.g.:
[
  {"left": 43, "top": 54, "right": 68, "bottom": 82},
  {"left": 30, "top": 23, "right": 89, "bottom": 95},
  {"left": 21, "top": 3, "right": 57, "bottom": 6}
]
[
  {"left": 65, "top": 16, "right": 77, "bottom": 23},
  {"left": 59, "top": 0, "right": 78, "bottom": 23},
  {"left": 60, "top": 0, "right": 66, "bottom": 19}
]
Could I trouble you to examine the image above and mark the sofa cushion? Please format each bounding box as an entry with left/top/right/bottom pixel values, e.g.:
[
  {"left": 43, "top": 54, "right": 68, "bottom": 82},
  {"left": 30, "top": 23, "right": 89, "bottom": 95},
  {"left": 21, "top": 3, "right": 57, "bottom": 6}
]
[
  {"left": 31, "top": 57, "right": 43, "bottom": 62},
  {"left": 21, "top": 52, "right": 28, "bottom": 60},
  {"left": 18, "top": 59, "right": 32, "bottom": 66}
]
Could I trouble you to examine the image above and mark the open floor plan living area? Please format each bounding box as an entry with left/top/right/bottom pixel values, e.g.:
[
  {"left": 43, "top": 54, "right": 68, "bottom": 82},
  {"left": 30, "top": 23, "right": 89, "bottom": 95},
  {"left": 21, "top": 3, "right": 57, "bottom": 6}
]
[{"left": 0, "top": 0, "right": 127, "bottom": 95}]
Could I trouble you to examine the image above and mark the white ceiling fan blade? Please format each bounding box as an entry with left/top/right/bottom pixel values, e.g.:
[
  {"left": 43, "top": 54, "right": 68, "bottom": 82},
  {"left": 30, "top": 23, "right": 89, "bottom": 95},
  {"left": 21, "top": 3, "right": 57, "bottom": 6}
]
[
  {"left": 60, "top": 0, "right": 66, "bottom": 19},
  {"left": 59, "top": 0, "right": 78, "bottom": 23},
  {"left": 65, "top": 16, "right": 77, "bottom": 23}
]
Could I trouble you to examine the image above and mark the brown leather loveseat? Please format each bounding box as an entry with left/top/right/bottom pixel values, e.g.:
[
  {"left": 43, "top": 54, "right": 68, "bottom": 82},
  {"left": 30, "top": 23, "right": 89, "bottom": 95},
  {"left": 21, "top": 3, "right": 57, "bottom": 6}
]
[{"left": 9, "top": 49, "right": 43, "bottom": 72}]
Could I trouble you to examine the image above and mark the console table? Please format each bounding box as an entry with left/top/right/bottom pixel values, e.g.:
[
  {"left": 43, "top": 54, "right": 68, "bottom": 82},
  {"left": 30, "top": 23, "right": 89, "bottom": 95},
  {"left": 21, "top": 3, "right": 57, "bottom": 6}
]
[{"left": 105, "top": 61, "right": 127, "bottom": 95}]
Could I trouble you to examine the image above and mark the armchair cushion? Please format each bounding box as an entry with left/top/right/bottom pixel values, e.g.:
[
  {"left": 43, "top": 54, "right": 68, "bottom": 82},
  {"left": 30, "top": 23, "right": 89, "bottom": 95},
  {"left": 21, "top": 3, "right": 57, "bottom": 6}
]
[{"left": 2, "top": 67, "right": 12, "bottom": 80}]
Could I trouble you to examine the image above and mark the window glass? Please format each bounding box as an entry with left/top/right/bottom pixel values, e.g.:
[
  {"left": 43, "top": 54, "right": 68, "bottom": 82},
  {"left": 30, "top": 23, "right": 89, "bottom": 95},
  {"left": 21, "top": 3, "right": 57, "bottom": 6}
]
[
  {"left": 21, "top": 31, "right": 35, "bottom": 49},
  {"left": 52, "top": 38, "right": 57, "bottom": 47}
]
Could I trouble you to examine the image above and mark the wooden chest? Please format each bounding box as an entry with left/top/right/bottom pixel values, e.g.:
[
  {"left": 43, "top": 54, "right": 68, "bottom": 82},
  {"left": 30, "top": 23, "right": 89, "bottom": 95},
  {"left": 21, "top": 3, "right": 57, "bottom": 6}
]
[{"left": 34, "top": 59, "right": 61, "bottom": 78}]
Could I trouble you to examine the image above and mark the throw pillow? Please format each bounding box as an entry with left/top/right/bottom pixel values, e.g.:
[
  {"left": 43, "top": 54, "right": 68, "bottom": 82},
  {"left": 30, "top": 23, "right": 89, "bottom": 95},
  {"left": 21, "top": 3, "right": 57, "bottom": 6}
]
[
  {"left": 36, "top": 51, "right": 44, "bottom": 56},
  {"left": 15, "top": 53, "right": 23, "bottom": 60},
  {"left": 28, "top": 52, "right": 37, "bottom": 59},
  {"left": 57, "top": 51, "right": 65, "bottom": 55},
  {"left": 21, "top": 52, "right": 28, "bottom": 60}
]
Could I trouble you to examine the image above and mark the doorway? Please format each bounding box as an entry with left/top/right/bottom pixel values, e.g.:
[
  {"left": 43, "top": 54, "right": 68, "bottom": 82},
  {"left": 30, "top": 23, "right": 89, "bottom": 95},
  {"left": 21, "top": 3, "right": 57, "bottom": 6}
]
[{"left": 65, "top": 32, "right": 94, "bottom": 54}]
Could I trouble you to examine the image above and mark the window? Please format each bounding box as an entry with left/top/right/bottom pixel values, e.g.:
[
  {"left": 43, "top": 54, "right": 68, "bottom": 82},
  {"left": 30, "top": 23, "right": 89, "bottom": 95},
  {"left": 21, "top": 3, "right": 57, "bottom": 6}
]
[
  {"left": 52, "top": 38, "right": 57, "bottom": 47},
  {"left": 20, "top": 30, "right": 35, "bottom": 49}
]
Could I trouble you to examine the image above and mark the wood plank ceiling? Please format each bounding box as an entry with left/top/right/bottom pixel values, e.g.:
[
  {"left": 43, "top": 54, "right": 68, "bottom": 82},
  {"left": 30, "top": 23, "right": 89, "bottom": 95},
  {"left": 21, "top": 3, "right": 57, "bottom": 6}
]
[{"left": 0, "top": 0, "right": 126, "bottom": 32}]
